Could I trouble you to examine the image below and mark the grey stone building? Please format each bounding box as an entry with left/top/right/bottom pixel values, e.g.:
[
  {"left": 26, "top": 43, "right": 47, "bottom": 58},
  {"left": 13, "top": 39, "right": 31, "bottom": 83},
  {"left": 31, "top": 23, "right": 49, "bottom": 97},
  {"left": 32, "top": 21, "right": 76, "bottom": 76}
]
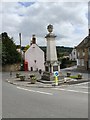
[{"left": 76, "top": 29, "right": 90, "bottom": 70}]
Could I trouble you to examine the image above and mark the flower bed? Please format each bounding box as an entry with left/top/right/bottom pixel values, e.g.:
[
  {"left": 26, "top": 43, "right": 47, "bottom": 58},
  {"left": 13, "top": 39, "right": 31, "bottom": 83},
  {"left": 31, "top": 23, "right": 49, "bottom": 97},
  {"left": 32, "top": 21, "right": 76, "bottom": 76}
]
[
  {"left": 16, "top": 73, "right": 20, "bottom": 78},
  {"left": 30, "top": 74, "right": 37, "bottom": 84},
  {"left": 19, "top": 75, "right": 25, "bottom": 81}
]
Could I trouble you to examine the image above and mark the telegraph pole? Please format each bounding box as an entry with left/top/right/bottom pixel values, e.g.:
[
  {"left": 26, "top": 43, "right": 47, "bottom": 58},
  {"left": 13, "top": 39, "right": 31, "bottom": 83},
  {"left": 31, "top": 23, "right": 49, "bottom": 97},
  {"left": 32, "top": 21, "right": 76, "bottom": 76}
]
[{"left": 19, "top": 33, "right": 23, "bottom": 70}]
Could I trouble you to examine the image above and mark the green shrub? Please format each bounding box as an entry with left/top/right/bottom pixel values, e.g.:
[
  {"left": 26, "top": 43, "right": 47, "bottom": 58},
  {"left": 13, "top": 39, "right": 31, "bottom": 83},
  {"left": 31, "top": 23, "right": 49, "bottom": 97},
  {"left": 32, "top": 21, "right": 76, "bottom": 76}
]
[
  {"left": 19, "top": 75, "right": 25, "bottom": 81},
  {"left": 30, "top": 74, "right": 37, "bottom": 84},
  {"left": 16, "top": 73, "right": 20, "bottom": 78}
]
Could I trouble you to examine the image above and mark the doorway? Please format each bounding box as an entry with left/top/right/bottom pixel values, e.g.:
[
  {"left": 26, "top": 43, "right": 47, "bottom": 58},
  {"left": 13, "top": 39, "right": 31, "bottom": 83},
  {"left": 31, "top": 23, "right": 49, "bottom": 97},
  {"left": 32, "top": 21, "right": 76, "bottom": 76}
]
[
  {"left": 31, "top": 67, "right": 33, "bottom": 71},
  {"left": 24, "top": 61, "right": 28, "bottom": 71}
]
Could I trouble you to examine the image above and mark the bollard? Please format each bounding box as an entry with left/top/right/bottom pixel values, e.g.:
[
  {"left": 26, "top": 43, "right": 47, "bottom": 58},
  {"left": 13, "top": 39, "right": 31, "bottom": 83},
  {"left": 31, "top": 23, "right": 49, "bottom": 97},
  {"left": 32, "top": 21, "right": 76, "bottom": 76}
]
[
  {"left": 55, "top": 76, "right": 58, "bottom": 86},
  {"left": 10, "top": 71, "right": 12, "bottom": 77}
]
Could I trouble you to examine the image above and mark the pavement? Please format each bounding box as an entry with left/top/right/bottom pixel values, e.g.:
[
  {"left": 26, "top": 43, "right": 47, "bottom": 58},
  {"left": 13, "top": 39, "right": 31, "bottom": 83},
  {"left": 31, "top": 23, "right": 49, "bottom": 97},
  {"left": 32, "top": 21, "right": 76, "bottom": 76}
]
[
  {"left": 6, "top": 66, "right": 90, "bottom": 88},
  {"left": 62, "top": 65, "right": 90, "bottom": 73}
]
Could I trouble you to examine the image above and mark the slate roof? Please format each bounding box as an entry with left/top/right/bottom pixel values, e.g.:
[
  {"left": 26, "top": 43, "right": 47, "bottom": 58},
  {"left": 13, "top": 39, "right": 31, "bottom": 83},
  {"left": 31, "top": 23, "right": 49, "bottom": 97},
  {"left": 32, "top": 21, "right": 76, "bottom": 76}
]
[{"left": 76, "top": 30, "right": 90, "bottom": 49}]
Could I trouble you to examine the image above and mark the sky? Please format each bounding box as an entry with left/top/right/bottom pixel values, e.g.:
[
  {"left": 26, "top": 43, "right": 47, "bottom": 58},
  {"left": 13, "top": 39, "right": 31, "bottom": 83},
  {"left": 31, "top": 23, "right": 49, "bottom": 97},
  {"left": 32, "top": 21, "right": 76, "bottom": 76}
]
[{"left": 0, "top": 1, "right": 90, "bottom": 47}]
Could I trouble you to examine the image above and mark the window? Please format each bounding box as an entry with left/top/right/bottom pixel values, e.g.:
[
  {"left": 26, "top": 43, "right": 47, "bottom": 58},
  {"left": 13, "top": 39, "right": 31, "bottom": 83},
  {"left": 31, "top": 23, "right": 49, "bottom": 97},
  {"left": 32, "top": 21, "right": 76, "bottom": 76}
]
[
  {"left": 89, "top": 59, "right": 90, "bottom": 68},
  {"left": 77, "top": 59, "right": 80, "bottom": 66},
  {"left": 78, "top": 52, "right": 80, "bottom": 57},
  {"left": 89, "top": 48, "right": 90, "bottom": 56},
  {"left": 83, "top": 52, "right": 85, "bottom": 56},
  {"left": 81, "top": 59, "right": 84, "bottom": 66},
  {"left": 82, "top": 50, "right": 85, "bottom": 56}
]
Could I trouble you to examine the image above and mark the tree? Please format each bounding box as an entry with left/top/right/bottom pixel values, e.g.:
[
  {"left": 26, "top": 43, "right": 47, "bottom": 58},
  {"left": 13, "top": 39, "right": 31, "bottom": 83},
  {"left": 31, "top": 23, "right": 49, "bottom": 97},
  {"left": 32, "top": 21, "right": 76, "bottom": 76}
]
[
  {"left": 24, "top": 45, "right": 30, "bottom": 51},
  {"left": 2, "top": 32, "right": 21, "bottom": 65}
]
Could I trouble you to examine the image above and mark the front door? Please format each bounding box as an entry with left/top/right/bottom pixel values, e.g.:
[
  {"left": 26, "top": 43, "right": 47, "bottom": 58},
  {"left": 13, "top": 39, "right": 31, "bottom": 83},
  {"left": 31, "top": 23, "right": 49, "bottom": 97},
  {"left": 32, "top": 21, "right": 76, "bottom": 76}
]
[{"left": 31, "top": 67, "right": 33, "bottom": 71}]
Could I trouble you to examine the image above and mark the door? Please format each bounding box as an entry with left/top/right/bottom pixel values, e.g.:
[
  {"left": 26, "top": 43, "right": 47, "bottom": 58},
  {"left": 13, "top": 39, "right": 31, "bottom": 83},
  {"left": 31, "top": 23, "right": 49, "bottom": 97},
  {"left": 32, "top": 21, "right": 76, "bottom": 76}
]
[
  {"left": 24, "top": 61, "right": 28, "bottom": 71},
  {"left": 31, "top": 67, "right": 33, "bottom": 71}
]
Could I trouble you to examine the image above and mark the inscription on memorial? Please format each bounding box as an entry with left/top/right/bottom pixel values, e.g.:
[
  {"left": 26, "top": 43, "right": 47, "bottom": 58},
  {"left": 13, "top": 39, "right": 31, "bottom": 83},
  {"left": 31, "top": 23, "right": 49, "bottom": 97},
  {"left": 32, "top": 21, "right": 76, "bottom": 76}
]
[{"left": 53, "top": 66, "right": 58, "bottom": 71}]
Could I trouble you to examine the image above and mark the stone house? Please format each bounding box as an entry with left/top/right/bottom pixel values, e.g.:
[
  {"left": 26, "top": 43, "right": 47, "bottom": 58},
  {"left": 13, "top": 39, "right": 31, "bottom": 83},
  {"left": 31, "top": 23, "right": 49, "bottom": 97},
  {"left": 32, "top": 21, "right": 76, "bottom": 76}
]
[{"left": 76, "top": 29, "right": 90, "bottom": 70}]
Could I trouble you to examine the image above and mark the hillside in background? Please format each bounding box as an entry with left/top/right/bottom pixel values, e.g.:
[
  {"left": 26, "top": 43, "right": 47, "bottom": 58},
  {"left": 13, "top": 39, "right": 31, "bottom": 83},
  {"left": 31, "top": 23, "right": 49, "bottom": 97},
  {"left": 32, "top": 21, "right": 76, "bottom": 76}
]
[
  {"left": 40, "top": 46, "right": 73, "bottom": 54},
  {"left": 17, "top": 45, "right": 73, "bottom": 60},
  {"left": 39, "top": 46, "right": 73, "bottom": 60},
  {"left": 17, "top": 45, "right": 75, "bottom": 69}
]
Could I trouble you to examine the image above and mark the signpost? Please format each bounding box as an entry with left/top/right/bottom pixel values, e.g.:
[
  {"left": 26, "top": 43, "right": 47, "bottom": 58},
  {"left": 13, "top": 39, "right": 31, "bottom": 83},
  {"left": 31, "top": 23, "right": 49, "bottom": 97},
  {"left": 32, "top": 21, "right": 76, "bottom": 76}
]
[{"left": 54, "top": 71, "right": 59, "bottom": 86}]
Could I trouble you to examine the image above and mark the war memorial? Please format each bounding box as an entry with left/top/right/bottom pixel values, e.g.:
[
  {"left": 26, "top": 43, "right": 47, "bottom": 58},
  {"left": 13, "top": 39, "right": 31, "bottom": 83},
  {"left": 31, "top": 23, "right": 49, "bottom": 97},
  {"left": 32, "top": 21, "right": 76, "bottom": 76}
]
[{"left": 42, "top": 24, "right": 61, "bottom": 81}]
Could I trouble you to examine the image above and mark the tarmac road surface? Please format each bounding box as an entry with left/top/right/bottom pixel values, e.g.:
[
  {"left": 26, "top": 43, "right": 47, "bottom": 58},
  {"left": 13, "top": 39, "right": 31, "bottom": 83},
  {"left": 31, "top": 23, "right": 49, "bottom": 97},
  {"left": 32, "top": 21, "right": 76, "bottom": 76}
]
[{"left": 2, "top": 72, "right": 89, "bottom": 118}]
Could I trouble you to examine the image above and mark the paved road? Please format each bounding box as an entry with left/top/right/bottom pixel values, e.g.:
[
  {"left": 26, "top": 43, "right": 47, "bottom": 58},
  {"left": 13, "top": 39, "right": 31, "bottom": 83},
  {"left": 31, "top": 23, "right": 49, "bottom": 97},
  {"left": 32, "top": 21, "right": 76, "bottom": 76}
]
[{"left": 2, "top": 72, "right": 89, "bottom": 118}]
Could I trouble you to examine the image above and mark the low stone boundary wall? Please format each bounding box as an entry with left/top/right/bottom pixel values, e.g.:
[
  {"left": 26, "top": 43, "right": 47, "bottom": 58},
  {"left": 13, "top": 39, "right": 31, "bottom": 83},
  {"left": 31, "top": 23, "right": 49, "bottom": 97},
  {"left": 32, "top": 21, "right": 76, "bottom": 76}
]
[{"left": 2, "top": 63, "right": 20, "bottom": 72}]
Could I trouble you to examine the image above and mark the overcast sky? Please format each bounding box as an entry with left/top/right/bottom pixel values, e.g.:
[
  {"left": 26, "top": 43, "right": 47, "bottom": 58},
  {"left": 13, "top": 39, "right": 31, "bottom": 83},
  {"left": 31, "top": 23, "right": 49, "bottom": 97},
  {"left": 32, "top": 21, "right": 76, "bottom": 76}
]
[{"left": 0, "top": 1, "right": 89, "bottom": 47}]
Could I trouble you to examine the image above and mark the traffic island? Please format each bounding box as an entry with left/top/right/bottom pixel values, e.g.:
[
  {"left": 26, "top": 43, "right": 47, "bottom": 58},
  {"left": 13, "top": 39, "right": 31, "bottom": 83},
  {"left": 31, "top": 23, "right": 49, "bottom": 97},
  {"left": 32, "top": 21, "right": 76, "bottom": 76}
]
[{"left": 6, "top": 73, "right": 90, "bottom": 88}]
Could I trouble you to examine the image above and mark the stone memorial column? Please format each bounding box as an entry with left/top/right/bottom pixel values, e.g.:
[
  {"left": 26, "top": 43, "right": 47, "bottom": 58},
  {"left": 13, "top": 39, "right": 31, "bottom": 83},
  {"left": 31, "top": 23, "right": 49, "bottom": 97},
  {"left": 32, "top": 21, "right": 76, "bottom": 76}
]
[{"left": 42, "top": 24, "right": 61, "bottom": 81}]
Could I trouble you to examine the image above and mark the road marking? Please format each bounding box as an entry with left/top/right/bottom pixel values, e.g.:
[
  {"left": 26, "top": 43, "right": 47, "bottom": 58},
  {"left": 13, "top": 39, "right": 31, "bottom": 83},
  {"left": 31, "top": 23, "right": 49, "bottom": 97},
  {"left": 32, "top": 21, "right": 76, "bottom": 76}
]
[
  {"left": 52, "top": 88, "right": 89, "bottom": 94},
  {"left": 75, "top": 86, "right": 88, "bottom": 89},
  {"left": 69, "top": 85, "right": 88, "bottom": 89},
  {"left": 17, "top": 86, "right": 53, "bottom": 95},
  {"left": 75, "top": 82, "right": 89, "bottom": 86},
  {"left": 61, "top": 84, "right": 88, "bottom": 89}
]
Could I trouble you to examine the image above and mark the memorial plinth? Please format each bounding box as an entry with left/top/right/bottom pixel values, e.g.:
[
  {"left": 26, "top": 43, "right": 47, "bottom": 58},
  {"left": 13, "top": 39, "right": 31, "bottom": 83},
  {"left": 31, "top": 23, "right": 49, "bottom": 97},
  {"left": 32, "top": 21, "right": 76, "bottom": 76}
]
[{"left": 41, "top": 24, "right": 61, "bottom": 81}]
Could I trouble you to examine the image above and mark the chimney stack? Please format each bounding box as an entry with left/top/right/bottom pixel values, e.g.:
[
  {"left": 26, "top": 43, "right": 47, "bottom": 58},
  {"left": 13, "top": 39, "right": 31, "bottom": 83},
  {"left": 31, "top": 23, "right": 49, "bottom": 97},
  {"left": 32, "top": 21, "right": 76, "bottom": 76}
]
[{"left": 32, "top": 34, "right": 36, "bottom": 44}]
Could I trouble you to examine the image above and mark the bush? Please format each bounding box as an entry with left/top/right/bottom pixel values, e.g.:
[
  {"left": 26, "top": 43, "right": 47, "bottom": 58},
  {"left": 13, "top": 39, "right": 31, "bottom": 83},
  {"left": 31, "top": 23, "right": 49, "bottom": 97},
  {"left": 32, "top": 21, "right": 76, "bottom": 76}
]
[
  {"left": 78, "top": 73, "right": 82, "bottom": 79},
  {"left": 30, "top": 74, "right": 37, "bottom": 84},
  {"left": 16, "top": 73, "right": 20, "bottom": 78},
  {"left": 19, "top": 75, "right": 25, "bottom": 81},
  {"left": 67, "top": 72, "right": 71, "bottom": 77}
]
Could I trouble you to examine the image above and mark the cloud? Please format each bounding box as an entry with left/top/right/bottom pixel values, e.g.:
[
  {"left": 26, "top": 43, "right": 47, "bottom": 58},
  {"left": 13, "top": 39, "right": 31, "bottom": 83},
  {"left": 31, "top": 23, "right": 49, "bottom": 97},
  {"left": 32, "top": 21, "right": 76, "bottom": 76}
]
[
  {"left": 1, "top": 2, "right": 88, "bottom": 47},
  {"left": 88, "top": 1, "right": 90, "bottom": 28}
]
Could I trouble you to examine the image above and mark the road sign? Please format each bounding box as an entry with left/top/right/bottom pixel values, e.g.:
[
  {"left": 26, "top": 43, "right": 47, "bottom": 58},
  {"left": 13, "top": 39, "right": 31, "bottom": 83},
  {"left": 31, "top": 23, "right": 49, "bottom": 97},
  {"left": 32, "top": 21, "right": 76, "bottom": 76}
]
[
  {"left": 54, "top": 71, "right": 59, "bottom": 77},
  {"left": 54, "top": 71, "right": 59, "bottom": 86}
]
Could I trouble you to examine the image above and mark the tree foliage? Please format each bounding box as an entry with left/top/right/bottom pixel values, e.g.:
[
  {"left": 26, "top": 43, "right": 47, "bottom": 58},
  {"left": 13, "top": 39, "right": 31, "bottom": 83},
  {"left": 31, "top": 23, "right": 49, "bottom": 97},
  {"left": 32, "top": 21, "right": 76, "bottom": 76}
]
[
  {"left": 24, "top": 45, "right": 30, "bottom": 51},
  {"left": 2, "top": 32, "right": 21, "bottom": 65},
  {"left": 40, "top": 46, "right": 73, "bottom": 61}
]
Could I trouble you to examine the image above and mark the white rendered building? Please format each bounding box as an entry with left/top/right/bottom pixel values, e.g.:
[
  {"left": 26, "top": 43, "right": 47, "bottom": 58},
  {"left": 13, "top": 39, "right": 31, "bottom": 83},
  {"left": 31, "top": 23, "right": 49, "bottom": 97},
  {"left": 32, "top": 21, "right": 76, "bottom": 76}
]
[
  {"left": 25, "top": 35, "right": 45, "bottom": 71},
  {"left": 69, "top": 48, "right": 77, "bottom": 61}
]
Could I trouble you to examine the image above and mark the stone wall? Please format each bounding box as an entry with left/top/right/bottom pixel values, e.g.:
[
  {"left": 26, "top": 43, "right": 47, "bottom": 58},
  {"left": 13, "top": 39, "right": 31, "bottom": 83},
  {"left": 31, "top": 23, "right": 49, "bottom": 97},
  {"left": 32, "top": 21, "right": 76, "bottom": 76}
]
[{"left": 2, "top": 63, "right": 20, "bottom": 72}]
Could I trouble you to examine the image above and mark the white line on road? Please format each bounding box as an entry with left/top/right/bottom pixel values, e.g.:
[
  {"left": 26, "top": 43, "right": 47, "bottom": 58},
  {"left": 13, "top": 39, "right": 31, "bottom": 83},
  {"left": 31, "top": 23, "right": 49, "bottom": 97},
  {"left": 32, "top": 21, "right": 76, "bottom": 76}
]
[
  {"left": 69, "top": 86, "right": 88, "bottom": 89},
  {"left": 52, "top": 88, "right": 89, "bottom": 94},
  {"left": 75, "top": 86, "right": 88, "bottom": 89},
  {"left": 17, "top": 86, "right": 53, "bottom": 95},
  {"left": 75, "top": 82, "right": 89, "bottom": 86}
]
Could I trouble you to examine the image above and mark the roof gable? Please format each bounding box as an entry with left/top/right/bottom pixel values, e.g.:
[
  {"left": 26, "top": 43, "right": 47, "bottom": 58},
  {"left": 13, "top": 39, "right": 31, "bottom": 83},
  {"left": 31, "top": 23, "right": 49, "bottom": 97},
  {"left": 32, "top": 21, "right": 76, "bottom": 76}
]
[
  {"left": 25, "top": 44, "right": 44, "bottom": 54},
  {"left": 76, "top": 35, "right": 90, "bottom": 49}
]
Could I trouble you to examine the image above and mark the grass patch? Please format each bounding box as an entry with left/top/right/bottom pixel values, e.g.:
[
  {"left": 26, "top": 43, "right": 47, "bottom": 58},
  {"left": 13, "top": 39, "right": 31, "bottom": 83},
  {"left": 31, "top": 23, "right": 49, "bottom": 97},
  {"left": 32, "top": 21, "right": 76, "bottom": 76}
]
[
  {"left": 69, "top": 76, "right": 78, "bottom": 79},
  {"left": 69, "top": 75, "right": 82, "bottom": 79}
]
